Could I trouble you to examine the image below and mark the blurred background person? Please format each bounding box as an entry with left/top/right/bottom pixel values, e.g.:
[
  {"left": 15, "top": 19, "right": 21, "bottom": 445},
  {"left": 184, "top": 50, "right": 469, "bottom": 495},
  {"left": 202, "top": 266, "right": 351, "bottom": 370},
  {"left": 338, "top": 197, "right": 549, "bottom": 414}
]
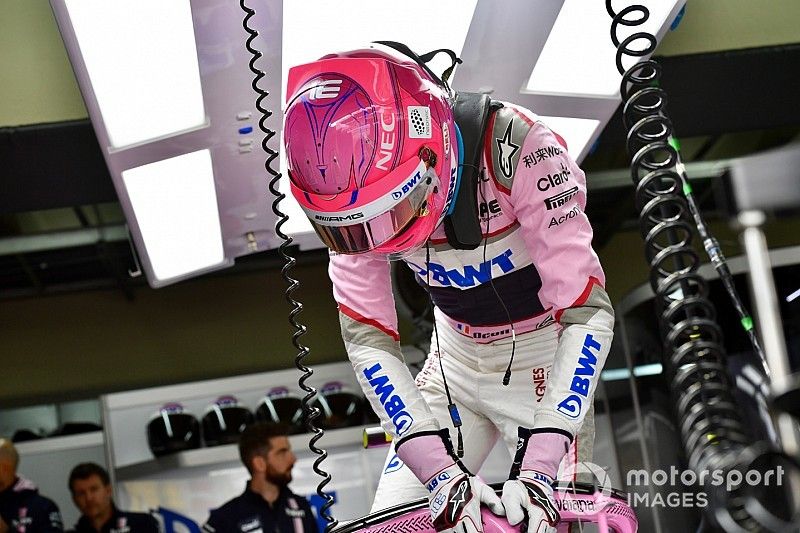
[
  {"left": 67, "top": 463, "right": 158, "bottom": 533},
  {"left": 0, "top": 439, "right": 63, "bottom": 532},
  {"left": 203, "top": 422, "right": 317, "bottom": 533}
]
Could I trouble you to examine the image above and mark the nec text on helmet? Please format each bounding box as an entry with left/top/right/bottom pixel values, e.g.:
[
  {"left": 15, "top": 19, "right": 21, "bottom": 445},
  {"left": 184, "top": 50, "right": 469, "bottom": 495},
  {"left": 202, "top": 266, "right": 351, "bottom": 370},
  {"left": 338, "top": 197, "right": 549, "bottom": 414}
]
[{"left": 375, "top": 111, "right": 397, "bottom": 171}]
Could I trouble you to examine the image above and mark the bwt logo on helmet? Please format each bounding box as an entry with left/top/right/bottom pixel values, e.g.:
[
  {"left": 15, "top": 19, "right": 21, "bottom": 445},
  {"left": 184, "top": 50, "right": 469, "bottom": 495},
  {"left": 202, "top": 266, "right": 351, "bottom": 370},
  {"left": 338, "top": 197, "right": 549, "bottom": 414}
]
[
  {"left": 375, "top": 111, "right": 397, "bottom": 171},
  {"left": 556, "top": 334, "right": 602, "bottom": 419},
  {"left": 392, "top": 171, "right": 422, "bottom": 201},
  {"left": 363, "top": 363, "right": 414, "bottom": 436}
]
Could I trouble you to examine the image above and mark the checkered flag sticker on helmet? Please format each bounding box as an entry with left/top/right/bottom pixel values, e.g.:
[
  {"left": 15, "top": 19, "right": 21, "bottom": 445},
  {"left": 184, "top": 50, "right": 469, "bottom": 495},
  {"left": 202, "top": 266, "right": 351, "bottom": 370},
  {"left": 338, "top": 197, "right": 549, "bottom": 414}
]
[{"left": 408, "top": 106, "right": 432, "bottom": 139}]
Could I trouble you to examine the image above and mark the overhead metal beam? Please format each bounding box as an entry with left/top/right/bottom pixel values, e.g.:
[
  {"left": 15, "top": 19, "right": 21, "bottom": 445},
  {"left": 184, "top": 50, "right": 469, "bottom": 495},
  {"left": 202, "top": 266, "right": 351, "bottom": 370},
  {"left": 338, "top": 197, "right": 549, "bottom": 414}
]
[{"left": 0, "top": 225, "right": 127, "bottom": 256}]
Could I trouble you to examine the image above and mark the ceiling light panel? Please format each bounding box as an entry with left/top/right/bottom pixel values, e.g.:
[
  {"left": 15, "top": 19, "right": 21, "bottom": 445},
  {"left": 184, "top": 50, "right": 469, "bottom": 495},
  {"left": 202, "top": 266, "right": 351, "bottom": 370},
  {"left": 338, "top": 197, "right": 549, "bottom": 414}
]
[
  {"left": 539, "top": 116, "right": 601, "bottom": 158},
  {"left": 122, "top": 150, "right": 225, "bottom": 283},
  {"left": 526, "top": 0, "right": 683, "bottom": 97},
  {"left": 64, "top": 0, "right": 206, "bottom": 148},
  {"left": 282, "top": 0, "right": 478, "bottom": 96}
]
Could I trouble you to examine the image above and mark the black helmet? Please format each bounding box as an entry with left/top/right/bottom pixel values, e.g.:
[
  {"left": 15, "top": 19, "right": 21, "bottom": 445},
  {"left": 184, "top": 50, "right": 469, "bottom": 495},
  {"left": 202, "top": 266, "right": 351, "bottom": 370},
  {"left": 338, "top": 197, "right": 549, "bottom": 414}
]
[
  {"left": 201, "top": 396, "right": 254, "bottom": 447},
  {"left": 255, "top": 387, "right": 305, "bottom": 435},
  {"left": 312, "top": 382, "right": 365, "bottom": 430},
  {"left": 146, "top": 403, "right": 201, "bottom": 457}
]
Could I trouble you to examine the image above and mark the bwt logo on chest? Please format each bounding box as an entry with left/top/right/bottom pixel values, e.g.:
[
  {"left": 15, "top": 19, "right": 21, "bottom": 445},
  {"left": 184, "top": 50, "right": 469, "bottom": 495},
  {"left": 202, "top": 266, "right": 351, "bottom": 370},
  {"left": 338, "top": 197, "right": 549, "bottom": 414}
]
[
  {"left": 408, "top": 249, "right": 516, "bottom": 288},
  {"left": 556, "top": 334, "right": 602, "bottom": 419}
]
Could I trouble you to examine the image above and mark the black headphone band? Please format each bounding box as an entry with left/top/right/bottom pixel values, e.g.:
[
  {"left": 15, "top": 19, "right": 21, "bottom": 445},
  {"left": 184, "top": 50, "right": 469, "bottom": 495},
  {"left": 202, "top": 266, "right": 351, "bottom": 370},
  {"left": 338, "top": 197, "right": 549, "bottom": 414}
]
[{"left": 372, "top": 40, "right": 461, "bottom": 90}]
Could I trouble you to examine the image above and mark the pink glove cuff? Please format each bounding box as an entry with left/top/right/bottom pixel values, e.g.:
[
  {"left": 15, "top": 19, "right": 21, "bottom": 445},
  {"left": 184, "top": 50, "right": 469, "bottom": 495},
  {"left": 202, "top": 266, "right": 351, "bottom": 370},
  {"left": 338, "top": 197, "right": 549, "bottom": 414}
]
[
  {"left": 395, "top": 429, "right": 460, "bottom": 484},
  {"left": 513, "top": 427, "right": 572, "bottom": 482}
]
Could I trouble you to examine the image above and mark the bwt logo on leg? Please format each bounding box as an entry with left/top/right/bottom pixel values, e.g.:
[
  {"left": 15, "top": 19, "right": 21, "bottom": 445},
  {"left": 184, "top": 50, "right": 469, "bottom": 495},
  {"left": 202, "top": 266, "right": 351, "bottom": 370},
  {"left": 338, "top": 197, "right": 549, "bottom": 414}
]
[
  {"left": 556, "top": 334, "right": 601, "bottom": 419},
  {"left": 363, "top": 363, "right": 414, "bottom": 436}
]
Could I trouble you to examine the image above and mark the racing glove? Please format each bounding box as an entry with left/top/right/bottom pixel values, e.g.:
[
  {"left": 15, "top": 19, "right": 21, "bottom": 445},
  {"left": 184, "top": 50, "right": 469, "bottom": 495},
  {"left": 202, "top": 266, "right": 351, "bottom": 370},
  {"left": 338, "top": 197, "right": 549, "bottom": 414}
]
[
  {"left": 395, "top": 429, "right": 504, "bottom": 532},
  {"left": 501, "top": 428, "right": 571, "bottom": 533}
]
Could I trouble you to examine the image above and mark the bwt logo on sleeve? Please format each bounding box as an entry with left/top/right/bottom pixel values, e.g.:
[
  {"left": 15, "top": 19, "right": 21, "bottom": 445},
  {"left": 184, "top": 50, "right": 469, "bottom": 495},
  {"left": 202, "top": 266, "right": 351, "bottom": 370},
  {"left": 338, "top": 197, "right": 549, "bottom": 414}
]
[
  {"left": 426, "top": 472, "right": 451, "bottom": 492},
  {"left": 363, "top": 363, "right": 414, "bottom": 436},
  {"left": 556, "top": 334, "right": 602, "bottom": 419}
]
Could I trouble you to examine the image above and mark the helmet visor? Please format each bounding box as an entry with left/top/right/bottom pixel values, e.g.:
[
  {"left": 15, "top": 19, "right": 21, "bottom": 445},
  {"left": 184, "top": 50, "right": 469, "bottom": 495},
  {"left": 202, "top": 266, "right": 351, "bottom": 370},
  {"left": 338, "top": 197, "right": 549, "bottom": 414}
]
[{"left": 305, "top": 162, "right": 437, "bottom": 255}]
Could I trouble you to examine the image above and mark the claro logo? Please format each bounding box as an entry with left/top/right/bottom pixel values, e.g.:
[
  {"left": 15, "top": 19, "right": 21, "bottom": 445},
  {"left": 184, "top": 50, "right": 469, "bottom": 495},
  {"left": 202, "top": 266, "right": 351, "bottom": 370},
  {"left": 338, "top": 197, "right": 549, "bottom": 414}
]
[
  {"left": 363, "top": 363, "right": 414, "bottom": 436},
  {"left": 537, "top": 163, "right": 572, "bottom": 191},
  {"left": 556, "top": 334, "right": 602, "bottom": 419}
]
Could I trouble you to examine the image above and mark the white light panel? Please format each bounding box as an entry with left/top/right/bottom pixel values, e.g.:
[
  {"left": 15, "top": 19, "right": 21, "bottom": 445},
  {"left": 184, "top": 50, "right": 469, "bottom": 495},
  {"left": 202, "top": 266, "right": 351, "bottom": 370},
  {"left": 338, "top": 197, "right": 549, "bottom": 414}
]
[
  {"left": 282, "top": 0, "right": 478, "bottom": 96},
  {"left": 527, "top": 0, "right": 678, "bottom": 97},
  {"left": 539, "top": 116, "right": 601, "bottom": 158},
  {"left": 64, "top": 0, "right": 206, "bottom": 148},
  {"left": 122, "top": 150, "right": 224, "bottom": 282}
]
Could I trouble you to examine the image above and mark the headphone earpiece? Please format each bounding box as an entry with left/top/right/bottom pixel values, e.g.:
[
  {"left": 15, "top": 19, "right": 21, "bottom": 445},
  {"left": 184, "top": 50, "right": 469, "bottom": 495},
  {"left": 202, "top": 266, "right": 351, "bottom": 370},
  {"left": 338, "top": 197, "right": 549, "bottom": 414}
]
[{"left": 418, "top": 146, "right": 437, "bottom": 168}]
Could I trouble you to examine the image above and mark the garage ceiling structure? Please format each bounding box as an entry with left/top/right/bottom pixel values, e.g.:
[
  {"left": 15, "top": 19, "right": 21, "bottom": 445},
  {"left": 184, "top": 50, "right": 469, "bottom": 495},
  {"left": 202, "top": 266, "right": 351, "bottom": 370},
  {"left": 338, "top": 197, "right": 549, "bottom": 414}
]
[{"left": 1, "top": 0, "right": 799, "bottom": 298}]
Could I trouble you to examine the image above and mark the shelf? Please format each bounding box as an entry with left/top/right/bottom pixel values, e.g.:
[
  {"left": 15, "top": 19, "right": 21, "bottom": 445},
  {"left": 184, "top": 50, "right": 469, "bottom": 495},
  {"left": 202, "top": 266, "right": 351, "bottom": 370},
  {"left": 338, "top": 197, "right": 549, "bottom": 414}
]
[{"left": 115, "top": 425, "right": 371, "bottom": 480}]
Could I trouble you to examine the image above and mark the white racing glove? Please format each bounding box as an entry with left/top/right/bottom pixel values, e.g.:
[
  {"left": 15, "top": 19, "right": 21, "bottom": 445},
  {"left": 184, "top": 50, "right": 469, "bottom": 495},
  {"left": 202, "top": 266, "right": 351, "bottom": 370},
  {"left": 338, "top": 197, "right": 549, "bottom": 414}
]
[
  {"left": 396, "top": 429, "right": 504, "bottom": 532},
  {"left": 501, "top": 428, "right": 571, "bottom": 533}
]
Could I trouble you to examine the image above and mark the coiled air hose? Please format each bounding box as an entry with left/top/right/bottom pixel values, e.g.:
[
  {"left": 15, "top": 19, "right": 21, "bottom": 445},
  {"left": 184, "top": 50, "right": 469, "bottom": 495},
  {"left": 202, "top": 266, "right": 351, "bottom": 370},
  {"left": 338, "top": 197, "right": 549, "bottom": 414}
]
[
  {"left": 238, "top": 2, "right": 337, "bottom": 530},
  {"left": 607, "top": 2, "right": 797, "bottom": 530}
]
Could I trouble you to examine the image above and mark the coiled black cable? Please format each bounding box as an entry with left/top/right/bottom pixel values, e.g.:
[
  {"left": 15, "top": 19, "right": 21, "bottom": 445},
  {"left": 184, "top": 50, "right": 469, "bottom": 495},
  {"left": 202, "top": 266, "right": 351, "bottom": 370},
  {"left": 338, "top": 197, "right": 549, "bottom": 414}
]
[
  {"left": 238, "top": 3, "right": 337, "bottom": 531},
  {"left": 608, "top": 2, "right": 797, "bottom": 530}
]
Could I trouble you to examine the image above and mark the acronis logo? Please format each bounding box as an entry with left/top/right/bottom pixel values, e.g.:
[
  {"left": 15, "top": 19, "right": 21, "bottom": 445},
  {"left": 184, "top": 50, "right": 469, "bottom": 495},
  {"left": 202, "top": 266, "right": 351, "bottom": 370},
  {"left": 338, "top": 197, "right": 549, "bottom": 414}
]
[
  {"left": 363, "top": 363, "right": 414, "bottom": 436},
  {"left": 556, "top": 334, "right": 602, "bottom": 419},
  {"left": 392, "top": 171, "right": 422, "bottom": 201}
]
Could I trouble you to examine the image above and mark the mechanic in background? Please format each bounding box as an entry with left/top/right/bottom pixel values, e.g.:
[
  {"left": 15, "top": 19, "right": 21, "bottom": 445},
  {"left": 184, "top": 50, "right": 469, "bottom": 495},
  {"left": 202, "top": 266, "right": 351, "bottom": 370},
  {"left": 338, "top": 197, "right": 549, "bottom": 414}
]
[
  {"left": 68, "top": 462, "right": 158, "bottom": 533},
  {"left": 0, "top": 439, "right": 63, "bottom": 532}
]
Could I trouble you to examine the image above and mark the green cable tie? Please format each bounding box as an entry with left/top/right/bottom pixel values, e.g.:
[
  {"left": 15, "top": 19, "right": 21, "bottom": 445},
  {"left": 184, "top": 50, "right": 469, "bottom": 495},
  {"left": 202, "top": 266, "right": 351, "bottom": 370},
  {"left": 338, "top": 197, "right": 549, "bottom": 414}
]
[
  {"left": 683, "top": 182, "right": 693, "bottom": 195},
  {"left": 741, "top": 316, "right": 754, "bottom": 332},
  {"left": 669, "top": 136, "right": 681, "bottom": 151}
]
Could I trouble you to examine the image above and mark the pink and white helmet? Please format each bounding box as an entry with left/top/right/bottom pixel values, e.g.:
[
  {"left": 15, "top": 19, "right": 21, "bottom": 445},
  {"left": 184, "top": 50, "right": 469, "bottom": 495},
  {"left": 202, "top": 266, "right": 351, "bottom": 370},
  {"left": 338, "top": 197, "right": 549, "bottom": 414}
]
[{"left": 283, "top": 44, "right": 460, "bottom": 258}]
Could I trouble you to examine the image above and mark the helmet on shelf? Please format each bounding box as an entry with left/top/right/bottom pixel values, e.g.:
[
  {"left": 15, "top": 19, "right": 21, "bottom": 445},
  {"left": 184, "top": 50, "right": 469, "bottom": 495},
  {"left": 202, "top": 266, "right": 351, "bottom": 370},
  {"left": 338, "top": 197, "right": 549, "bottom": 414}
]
[
  {"left": 255, "top": 387, "right": 305, "bottom": 435},
  {"left": 311, "top": 381, "right": 365, "bottom": 430},
  {"left": 146, "top": 403, "right": 201, "bottom": 457},
  {"left": 201, "top": 395, "right": 254, "bottom": 447}
]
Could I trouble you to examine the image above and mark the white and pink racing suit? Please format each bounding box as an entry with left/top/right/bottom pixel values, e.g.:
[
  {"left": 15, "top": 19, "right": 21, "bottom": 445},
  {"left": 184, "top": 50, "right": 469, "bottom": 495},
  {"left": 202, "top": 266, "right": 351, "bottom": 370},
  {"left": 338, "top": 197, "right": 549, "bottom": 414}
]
[{"left": 328, "top": 103, "right": 614, "bottom": 511}]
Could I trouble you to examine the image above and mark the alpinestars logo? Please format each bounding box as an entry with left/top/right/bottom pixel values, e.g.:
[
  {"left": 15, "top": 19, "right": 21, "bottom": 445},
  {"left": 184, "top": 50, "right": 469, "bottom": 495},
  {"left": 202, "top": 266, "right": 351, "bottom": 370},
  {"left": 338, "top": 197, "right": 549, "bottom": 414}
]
[
  {"left": 496, "top": 120, "right": 520, "bottom": 178},
  {"left": 523, "top": 480, "right": 560, "bottom": 525},
  {"left": 449, "top": 480, "right": 470, "bottom": 522}
]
